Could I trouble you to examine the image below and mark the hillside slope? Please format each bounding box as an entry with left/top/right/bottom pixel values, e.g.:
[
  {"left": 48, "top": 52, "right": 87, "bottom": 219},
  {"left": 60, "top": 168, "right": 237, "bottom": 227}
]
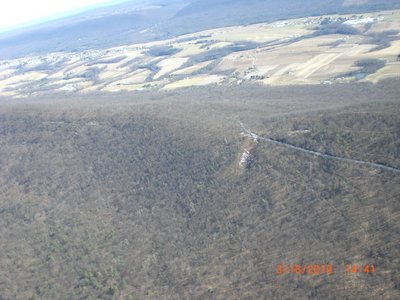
[{"left": 0, "top": 82, "right": 399, "bottom": 299}]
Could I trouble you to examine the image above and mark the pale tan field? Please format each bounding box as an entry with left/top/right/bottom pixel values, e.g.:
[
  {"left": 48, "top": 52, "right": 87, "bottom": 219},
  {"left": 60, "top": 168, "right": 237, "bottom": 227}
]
[
  {"left": 107, "top": 69, "right": 152, "bottom": 86},
  {"left": 369, "top": 40, "right": 400, "bottom": 58},
  {"left": 0, "top": 90, "right": 17, "bottom": 96},
  {"left": 48, "top": 58, "right": 80, "bottom": 79},
  {"left": 209, "top": 42, "right": 233, "bottom": 49},
  {"left": 162, "top": 75, "right": 223, "bottom": 90},
  {"left": 63, "top": 64, "right": 93, "bottom": 78},
  {"left": 172, "top": 60, "right": 213, "bottom": 75},
  {"left": 154, "top": 57, "right": 189, "bottom": 79},
  {"left": 98, "top": 64, "right": 129, "bottom": 81},
  {"left": 0, "top": 72, "right": 48, "bottom": 89},
  {"left": 0, "top": 69, "right": 16, "bottom": 78},
  {"left": 173, "top": 43, "right": 206, "bottom": 57},
  {"left": 54, "top": 78, "right": 85, "bottom": 85},
  {"left": 102, "top": 80, "right": 166, "bottom": 92},
  {"left": 225, "top": 34, "right": 386, "bottom": 85},
  {"left": 202, "top": 22, "right": 311, "bottom": 43},
  {"left": 113, "top": 51, "right": 143, "bottom": 67},
  {"left": 364, "top": 62, "right": 400, "bottom": 83}
]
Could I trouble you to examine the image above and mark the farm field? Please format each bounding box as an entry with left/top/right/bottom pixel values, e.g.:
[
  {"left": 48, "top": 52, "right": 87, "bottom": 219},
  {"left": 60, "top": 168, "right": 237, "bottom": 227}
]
[{"left": 0, "top": 10, "right": 399, "bottom": 98}]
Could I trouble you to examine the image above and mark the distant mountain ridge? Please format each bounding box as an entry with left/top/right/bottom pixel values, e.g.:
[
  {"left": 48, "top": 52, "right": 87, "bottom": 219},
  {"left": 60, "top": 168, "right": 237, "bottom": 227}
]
[
  {"left": 0, "top": 0, "right": 399, "bottom": 59},
  {"left": 174, "top": 0, "right": 400, "bottom": 25}
]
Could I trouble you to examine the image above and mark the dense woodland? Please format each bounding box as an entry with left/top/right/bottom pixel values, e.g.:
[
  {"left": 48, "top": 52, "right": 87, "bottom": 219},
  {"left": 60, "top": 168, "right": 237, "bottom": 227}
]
[{"left": 0, "top": 81, "right": 399, "bottom": 299}]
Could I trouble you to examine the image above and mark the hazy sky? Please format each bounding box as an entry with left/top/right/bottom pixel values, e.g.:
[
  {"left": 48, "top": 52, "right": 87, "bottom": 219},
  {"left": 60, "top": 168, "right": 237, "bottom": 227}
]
[{"left": 0, "top": 0, "right": 124, "bottom": 31}]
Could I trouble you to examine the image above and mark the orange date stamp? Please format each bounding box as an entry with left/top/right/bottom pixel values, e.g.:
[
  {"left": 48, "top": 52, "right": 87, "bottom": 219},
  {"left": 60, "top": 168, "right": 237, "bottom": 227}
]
[
  {"left": 276, "top": 263, "right": 333, "bottom": 275},
  {"left": 276, "top": 263, "right": 375, "bottom": 275},
  {"left": 345, "top": 264, "right": 375, "bottom": 274}
]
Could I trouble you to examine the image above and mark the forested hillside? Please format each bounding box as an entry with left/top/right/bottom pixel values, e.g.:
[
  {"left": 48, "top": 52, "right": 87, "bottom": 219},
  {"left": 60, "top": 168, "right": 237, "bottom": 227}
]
[{"left": 0, "top": 82, "right": 399, "bottom": 299}]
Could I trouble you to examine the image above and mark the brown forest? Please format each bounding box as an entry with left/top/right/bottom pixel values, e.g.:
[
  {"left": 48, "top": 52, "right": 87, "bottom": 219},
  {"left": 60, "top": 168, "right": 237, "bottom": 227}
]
[{"left": 0, "top": 81, "right": 399, "bottom": 299}]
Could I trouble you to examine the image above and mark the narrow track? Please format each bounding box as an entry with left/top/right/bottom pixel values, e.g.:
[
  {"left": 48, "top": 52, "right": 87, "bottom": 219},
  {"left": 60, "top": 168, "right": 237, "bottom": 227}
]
[{"left": 239, "top": 122, "right": 400, "bottom": 174}]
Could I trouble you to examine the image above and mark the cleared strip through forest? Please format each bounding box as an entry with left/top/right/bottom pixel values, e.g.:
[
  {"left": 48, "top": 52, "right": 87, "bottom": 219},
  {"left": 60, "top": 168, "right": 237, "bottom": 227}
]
[{"left": 240, "top": 122, "right": 400, "bottom": 174}]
